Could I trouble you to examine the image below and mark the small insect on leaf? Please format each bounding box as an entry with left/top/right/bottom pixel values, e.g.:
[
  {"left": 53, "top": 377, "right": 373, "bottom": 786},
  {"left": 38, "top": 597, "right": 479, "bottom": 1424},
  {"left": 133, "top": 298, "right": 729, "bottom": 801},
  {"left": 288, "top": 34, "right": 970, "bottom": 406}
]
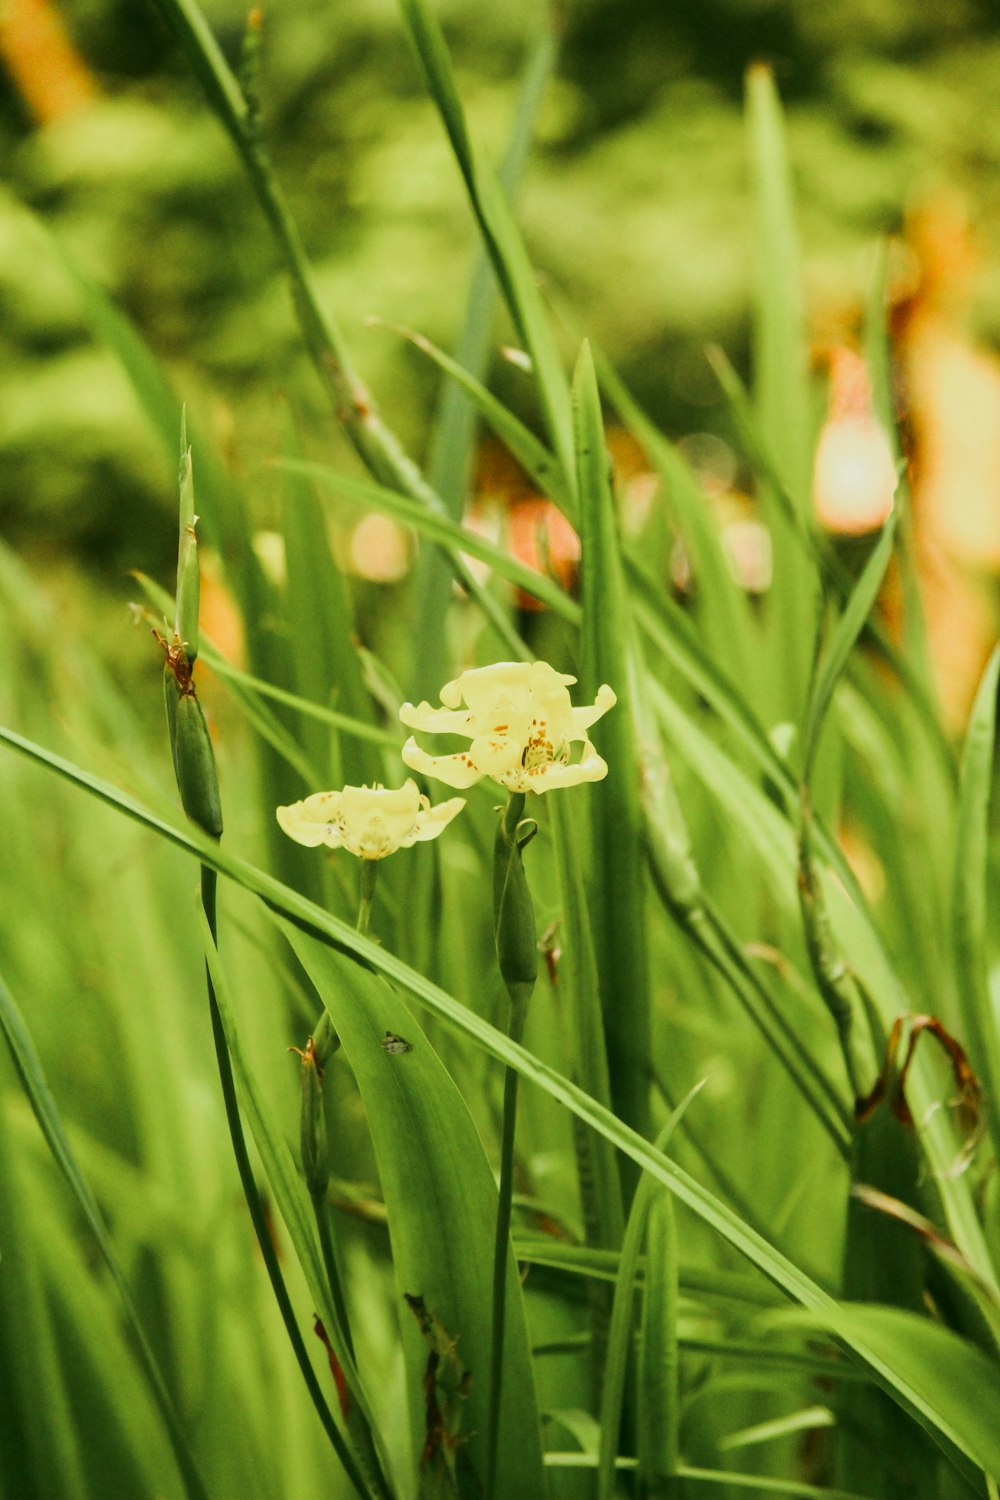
[{"left": 381, "top": 1030, "right": 412, "bottom": 1054}]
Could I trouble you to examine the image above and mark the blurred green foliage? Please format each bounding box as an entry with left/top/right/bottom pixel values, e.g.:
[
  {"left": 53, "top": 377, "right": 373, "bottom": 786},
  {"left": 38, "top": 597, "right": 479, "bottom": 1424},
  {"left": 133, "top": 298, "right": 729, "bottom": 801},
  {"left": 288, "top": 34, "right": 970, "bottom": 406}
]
[{"left": 4, "top": 0, "right": 1000, "bottom": 584}]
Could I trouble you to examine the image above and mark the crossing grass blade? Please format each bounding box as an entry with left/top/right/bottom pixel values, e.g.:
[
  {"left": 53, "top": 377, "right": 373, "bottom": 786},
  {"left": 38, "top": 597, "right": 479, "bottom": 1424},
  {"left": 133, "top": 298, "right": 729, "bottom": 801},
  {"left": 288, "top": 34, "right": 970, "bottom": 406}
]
[
  {"left": 3, "top": 725, "right": 998, "bottom": 1477},
  {"left": 953, "top": 644, "right": 1000, "bottom": 1169},
  {"left": 763, "top": 1303, "right": 1000, "bottom": 1488},
  {"left": 375, "top": 320, "right": 572, "bottom": 513},
  {"left": 596, "top": 1102, "right": 694, "bottom": 1500},
  {"left": 274, "top": 458, "right": 578, "bottom": 622}
]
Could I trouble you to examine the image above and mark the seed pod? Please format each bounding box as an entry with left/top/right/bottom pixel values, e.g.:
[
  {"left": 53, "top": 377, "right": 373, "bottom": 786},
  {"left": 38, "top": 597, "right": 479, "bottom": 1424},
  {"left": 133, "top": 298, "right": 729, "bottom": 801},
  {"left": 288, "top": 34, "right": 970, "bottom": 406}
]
[{"left": 173, "top": 688, "right": 223, "bottom": 839}]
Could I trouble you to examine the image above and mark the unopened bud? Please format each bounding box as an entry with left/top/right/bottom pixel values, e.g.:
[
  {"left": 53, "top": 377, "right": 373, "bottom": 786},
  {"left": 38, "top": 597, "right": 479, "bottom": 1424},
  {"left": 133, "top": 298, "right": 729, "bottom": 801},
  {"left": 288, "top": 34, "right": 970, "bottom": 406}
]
[
  {"left": 167, "top": 672, "right": 223, "bottom": 839},
  {"left": 493, "top": 801, "right": 537, "bottom": 1007}
]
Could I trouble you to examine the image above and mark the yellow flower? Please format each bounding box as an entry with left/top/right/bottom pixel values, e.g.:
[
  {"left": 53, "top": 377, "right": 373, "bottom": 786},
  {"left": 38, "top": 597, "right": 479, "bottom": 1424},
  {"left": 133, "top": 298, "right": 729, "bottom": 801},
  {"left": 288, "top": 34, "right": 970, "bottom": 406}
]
[
  {"left": 276, "top": 780, "right": 465, "bottom": 860},
  {"left": 399, "top": 661, "right": 616, "bottom": 793}
]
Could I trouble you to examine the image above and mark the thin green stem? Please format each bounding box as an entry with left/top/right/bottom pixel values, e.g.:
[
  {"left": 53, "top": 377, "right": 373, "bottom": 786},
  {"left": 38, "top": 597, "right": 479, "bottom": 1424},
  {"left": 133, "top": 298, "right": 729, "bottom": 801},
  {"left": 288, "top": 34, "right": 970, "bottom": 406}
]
[
  {"left": 485, "top": 789, "right": 537, "bottom": 1499},
  {"left": 484, "top": 995, "right": 528, "bottom": 1500},
  {"left": 357, "top": 859, "right": 378, "bottom": 938},
  {"left": 200, "top": 868, "right": 374, "bottom": 1499}
]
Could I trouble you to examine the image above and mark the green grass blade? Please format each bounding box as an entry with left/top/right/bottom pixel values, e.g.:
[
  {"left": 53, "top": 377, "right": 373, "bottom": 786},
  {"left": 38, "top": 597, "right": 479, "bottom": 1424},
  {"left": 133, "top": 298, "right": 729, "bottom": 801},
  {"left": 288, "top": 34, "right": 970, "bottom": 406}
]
[
  {"left": 397, "top": 0, "right": 575, "bottom": 489},
  {"left": 953, "top": 644, "right": 1000, "bottom": 1171},
  {"left": 378, "top": 320, "right": 572, "bottom": 512},
  {"left": 574, "top": 340, "right": 652, "bottom": 1158},
  {"left": 281, "top": 422, "right": 383, "bottom": 791},
  {"left": 594, "top": 342, "right": 758, "bottom": 687},
  {"left": 278, "top": 919, "right": 546, "bottom": 1499},
  {"left": 746, "top": 62, "right": 817, "bottom": 720},
  {"left": 765, "top": 1303, "right": 1000, "bottom": 1488},
  {"left": 0, "top": 1060, "right": 93, "bottom": 1500},
  {"left": 275, "top": 458, "right": 578, "bottom": 622},
  {"left": 0, "top": 969, "right": 212, "bottom": 1500},
  {"left": 708, "top": 343, "right": 954, "bottom": 777},
  {"left": 424, "top": 10, "right": 558, "bottom": 521},
  {"left": 802, "top": 509, "right": 899, "bottom": 780},
  {"left": 133, "top": 569, "right": 399, "bottom": 751},
  {"left": 413, "top": 17, "right": 559, "bottom": 700},
  {"left": 596, "top": 1104, "right": 693, "bottom": 1500}
]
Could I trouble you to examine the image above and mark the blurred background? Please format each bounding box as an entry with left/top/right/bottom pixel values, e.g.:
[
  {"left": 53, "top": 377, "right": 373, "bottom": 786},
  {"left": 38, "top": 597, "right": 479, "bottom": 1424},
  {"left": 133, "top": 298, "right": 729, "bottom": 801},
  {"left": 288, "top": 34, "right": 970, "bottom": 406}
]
[{"left": 3, "top": 0, "right": 1000, "bottom": 713}]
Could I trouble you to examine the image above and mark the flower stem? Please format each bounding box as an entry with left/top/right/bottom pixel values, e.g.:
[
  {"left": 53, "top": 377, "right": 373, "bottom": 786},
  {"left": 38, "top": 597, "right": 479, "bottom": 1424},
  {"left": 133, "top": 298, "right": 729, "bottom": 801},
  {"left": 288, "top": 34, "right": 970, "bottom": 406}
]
[
  {"left": 484, "top": 995, "right": 528, "bottom": 1500},
  {"left": 357, "top": 859, "right": 378, "bottom": 936},
  {"left": 485, "top": 790, "right": 537, "bottom": 1500}
]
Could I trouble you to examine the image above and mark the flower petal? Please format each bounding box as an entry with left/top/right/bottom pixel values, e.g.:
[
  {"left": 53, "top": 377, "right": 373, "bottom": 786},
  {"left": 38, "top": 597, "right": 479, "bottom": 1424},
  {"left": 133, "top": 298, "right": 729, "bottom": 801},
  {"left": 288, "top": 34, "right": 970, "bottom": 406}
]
[
  {"left": 404, "top": 795, "right": 466, "bottom": 844},
  {"left": 399, "top": 700, "right": 472, "bottom": 735},
  {"left": 518, "top": 741, "right": 609, "bottom": 790},
  {"left": 276, "top": 792, "right": 344, "bottom": 848},
  {"left": 401, "top": 737, "right": 486, "bottom": 789},
  {"left": 568, "top": 683, "right": 618, "bottom": 737}
]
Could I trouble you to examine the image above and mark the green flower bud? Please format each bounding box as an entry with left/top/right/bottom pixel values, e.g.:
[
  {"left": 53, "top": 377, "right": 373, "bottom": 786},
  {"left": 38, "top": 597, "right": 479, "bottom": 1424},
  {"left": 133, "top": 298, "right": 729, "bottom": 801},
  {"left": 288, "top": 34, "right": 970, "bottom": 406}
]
[
  {"left": 171, "top": 682, "right": 223, "bottom": 840},
  {"left": 493, "top": 795, "right": 537, "bottom": 1007}
]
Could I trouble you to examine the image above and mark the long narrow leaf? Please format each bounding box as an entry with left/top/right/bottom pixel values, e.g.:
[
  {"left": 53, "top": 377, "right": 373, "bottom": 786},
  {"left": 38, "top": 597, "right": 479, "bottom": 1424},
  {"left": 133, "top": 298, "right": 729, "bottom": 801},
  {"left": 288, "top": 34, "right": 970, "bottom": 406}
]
[
  {"left": 0, "top": 970, "right": 211, "bottom": 1500},
  {"left": 953, "top": 644, "right": 1000, "bottom": 1169}
]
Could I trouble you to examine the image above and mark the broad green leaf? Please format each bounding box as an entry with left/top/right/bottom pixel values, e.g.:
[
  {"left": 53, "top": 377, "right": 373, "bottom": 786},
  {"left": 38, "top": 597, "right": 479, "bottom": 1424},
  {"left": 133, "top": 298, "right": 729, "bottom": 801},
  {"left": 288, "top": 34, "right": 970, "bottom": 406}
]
[
  {"left": 279, "top": 919, "right": 546, "bottom": 1499},
  {"left": 764, "top": 1303, "right": 1000, "bottom": 1487},
  {"left": 549, "top": 794, "right": 624, "bottom": 1250},
  {"left": 637, "top": 1189, "right": 681, "bottom": 1494}
]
